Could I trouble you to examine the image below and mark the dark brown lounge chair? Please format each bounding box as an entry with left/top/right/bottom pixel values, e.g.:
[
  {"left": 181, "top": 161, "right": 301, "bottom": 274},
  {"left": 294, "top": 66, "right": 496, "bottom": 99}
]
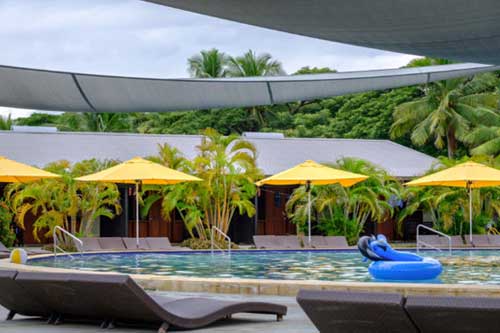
[
  {"left": 488, "top": 235, "right": 500, "bottom": 247},
  {"left": 0, "top": 270, "right": 50, "bottom": 320},
  {"left": 97, "top": 237, "right": 126, "bottom": 250},
  {"left": 275, "top": 236, "right": 301, "bottom": 249},
  {"left": 79, "top": 237, "right": 103, "bottom": 252},
  {"left": 323, "top": 236, "right": 349, "bottom": 248},
  {"left": 145, "top": 237, "right": 191, "bottom": 251},
  {"left": 297, "top": 290, "right": 417, "bottom": 332},
  {"left": 406, "top": 294, "right": 500, "bottom": 332},
  {"left": 467, "top": 235, "right": 495, "bottom": 248},
  {"left": 253, "top": 235, "right": 283, "bottom": 249},
  {"left": 0, "top": 241, "right": 51, "bottom": 256},
  {"left": 12, "top": 270, "right": 287, "bottom": 331},
  {"left": 123, "top": 237, "right": 151, "bottom": 250}
]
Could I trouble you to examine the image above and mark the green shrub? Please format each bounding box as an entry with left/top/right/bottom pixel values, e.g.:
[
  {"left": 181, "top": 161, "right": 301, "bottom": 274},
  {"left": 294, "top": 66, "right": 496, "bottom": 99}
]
[
  {"left": 0, "top": 201, "right": 15, "bottom": 247},
  {"left": 180, "top": 238, "right": 239, "bottom": 250}
]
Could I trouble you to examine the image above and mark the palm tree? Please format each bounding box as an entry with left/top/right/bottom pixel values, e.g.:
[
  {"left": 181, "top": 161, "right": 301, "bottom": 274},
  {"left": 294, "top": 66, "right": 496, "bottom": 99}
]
[
  {"left": 0, "top": 113, "right": 12, "bottom": 130},
  {"left": 390, "top": 73, "right": 500, "bottom": 158},
  {"left": 227, "top": 49, "right": 285, "bottom": 77},
  {"left": 188, "top": 48, "right": 229, "bottom": 78},
  {"left": 464, "top": 125, "right": 500, "bottom": 157},
  {"left": 81, "top": 113, "right": 131, "bottom": 132}
]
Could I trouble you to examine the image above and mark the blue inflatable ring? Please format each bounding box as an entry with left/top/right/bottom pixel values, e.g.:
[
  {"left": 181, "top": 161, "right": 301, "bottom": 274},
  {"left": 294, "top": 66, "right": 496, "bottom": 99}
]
[{"left": 369, "top": 257, "right": 442, "bottom": 281}]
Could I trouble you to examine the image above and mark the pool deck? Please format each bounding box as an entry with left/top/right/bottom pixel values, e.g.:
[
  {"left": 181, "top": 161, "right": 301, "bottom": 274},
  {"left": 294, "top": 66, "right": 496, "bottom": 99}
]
[{"left": 0, "top": 291, "right": 315, "bottom": 333}]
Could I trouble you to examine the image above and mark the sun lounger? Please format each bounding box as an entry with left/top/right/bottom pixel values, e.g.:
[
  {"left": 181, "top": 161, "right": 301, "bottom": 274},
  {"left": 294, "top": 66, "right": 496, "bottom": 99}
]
[
  {"left": 488, "top": 235, "right": 500, "bottom": 247},
  {"left": 79, "top": 237, "right": 103, "bottom": 252},
  {"left": 450, "top": 235, "right": 466, "bottom": 247},
  {"left": 0, "top": 270, "right": 50, "bottom": 320},
  {"left": 97, "top": 237, "right": 126, "bottom": 250},
  {"left": 297, "top": 289, "right": 417, "bottom": 332},
  {"left": 306, "top": 236, "right": 327, "bottom": 248},
  {"left": 145, "top": 237, "right": 191, "bottom": 251},
  {"left": 0, "top": 241, "right": 51, "bottom": 256},
  {"left": 275, "top": 236, "right": 301, "bottom": 249},
  {"left": 418, "top": 235, "right": 443, "bottom": 248},
  {"left": 405, "top": 295, "right": 500, "bottom": 332},
  {"left": 123, "top": 237, "right": 151, "bottom": 250},
  {"left": 253, "top": 235, "right": 282, "bottom": 249},
  {"left": 12, "top": 270, "right": 287, "bottom": 331},
  {"left": 323, "top": 236, "right": 349, "bottom": 248},
  {"left": 467, "top": 235, "right": 495, "bottom": 248}
]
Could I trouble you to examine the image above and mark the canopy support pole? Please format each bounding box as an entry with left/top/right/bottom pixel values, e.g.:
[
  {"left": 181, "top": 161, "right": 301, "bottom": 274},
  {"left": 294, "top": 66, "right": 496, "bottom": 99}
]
[
  {"left": 135, "top": 180, "right": 140, "bottom": 248},
  {"left": 307, "top": 181, "right": 312, "bottom": 245},
  {"left": 468, "top": 182, "right": 473, "bottom": 244}
]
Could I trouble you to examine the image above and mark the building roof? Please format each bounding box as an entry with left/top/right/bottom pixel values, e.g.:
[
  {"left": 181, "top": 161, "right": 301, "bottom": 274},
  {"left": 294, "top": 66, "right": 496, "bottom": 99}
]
[
  {"left": 0, "top": 63, "right": 497, "bottom": 113},
  {"left": 147, "top": 0, "right": 500, "bottom": 65},
  {"left": 0, "top": 131, "right": 436, "bottom": 178}
]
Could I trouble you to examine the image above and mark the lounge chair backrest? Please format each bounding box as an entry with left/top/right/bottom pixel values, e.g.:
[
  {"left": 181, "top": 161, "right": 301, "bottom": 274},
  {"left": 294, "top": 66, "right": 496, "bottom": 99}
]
[
  {"left": 418, "top": 235, "right": 442, "bottom": 246},
  {"left": 122, "top": 237, "right": 150, "bottom": 250},
  {"left": 145, "top": 237, "right": 173, "bottom": 250},
  {"left": 98, "top": 237, "right": 126, "bottom": 250},
  {"left": 275, "top": 236, "right": 301, "bottom": 249},
  {"left": 0, "top": 270, "right": 50, "bottom": 317},
  {"left": 450, "top": 235, "right": 464, "bottom": 247},
  {"left": 324, "top": 236, "right": 349, "bottom": 248},
  {"left": 297, "top": 289, "right": 417, "bottom": 332},
  {"left": 470, "top": 235, "right": 491, "bottom": 247},
  {"left": 487, "top": 235, "right": 500, "bottom": 246},
  {"left": 253, "top": 235, "right": 278, "bottom": 249},
  {"left": 405, "top": 295, "right": 500, "bottom": 332},
  {"left": 80, "top": 237, "right": 102, "bottom": 252},
  {"left": 0, "top": 241, "right": 9, "bottom": 252},
  {"left": 309, "top": 236, "right": 327, "bottom": 248}
]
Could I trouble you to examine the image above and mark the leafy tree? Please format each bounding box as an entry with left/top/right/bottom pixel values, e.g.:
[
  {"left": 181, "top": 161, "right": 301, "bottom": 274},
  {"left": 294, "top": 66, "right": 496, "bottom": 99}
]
[
  {"left": 293, "top": 66, "right": 337, "bottom": 75},
  {"left": 228, "top": 49, "right": 285, "bottom": 77},
  {"left": 188, "top": 48, "right": 229, "bottom": 78},
  {"left": 81, "top": 113, "right": 131, "bottom": 132},
  {"left": 0, "top": 113, "right": 12, "bottom": 130},
  {"left": 6, "top": 159, "right": 121, "bottom": 246},
  {"left": 390, "top": 73, "right": 500, "bottom": 158},
  {"left": 405, "top": 57, "right": 453, "bottom": 68},
  {"left": 13, "top": 113, "right": 58, "bottom": 127},
  {"left": 464, "top": 125, "right": 500, "bottom": 157}
]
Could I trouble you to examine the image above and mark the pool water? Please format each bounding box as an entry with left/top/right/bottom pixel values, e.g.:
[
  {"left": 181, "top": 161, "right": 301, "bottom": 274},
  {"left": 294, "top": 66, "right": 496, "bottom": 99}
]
[{"left": 28, "top": 250, "right": 500, "bottom": 285}]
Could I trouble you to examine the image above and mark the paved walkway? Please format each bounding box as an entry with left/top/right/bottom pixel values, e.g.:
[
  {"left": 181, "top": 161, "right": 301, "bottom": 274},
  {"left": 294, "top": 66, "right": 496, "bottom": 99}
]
[{"left": 0, "top": 291, "right": 316, "bottom": 333}]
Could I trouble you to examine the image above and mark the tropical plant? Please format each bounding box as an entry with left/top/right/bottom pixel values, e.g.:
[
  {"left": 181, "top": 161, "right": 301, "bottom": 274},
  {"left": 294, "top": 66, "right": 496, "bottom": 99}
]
[
  {"left": 390, "top": 73, "right": 500, "bottom": 158},
  {"left": 286, "top": 158, "right": 400, "bottom": 244},
  {"left": 142, "top": 129, "right": 261, "bottom": 242},
  {"left": 0, "top": 113, "right": 12, "bottom": 130},
  {"left": 399, "top": 156, "right": 500, "bottom": 236},
  {"left": 0, "top": 200, "right": 15, "bottom": 247},
  {"left": 227, "top": 49, "right": 285, "bottom": 77},
  {"left": 188, "top": 48, "right": 229, "bottom": 78},
  {"left": 464, "top": 125, "right": 500, "bottom": 157},
  {"left": 5, "top": 159, "right": 121, "bottom": 246},
  {"left": 81, "top": 113, "right": 131, "bottom": 132}
]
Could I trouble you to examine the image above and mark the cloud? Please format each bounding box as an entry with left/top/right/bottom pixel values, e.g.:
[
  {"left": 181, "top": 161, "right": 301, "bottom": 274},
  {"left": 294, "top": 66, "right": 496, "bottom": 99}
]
[{"left": 0, "top": 0, "right": 418, "bottom": 118}]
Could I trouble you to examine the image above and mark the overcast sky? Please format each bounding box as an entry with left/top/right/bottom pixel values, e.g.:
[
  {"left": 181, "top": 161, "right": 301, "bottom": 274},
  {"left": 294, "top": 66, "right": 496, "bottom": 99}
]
[{"left": 0, "top": 0, "right": 418, "bottom": 119}]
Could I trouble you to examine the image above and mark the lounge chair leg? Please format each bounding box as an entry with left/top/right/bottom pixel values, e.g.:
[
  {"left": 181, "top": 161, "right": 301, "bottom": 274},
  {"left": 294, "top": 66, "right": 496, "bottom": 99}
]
[
  {"left": 6, "top": 310, "right": 15, "bottom": 321},
  {"left": 107, "top": 320, "right": 116, "bottom": 329},
  {"left": 100, "top": 320, "right": 109, "bottom": 329},
  {"left": 46, "top": 313, "right": 57, "bottom": 324},
  {"left": 158, "top": 322, "right": 169, "bottom": 333},
  {"left": 277, "top": 314, "right": 284, "bottom": 322},
  {"left": 53, "top": 314, "right": 63, "bottom": 326},
  {"left": 225, "top": 314, "right": 232, "bottom": 320}
]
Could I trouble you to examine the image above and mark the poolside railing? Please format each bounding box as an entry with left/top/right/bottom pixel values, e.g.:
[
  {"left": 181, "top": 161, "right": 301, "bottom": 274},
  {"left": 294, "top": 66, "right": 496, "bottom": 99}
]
[
  {"left": 416, "top": 224, "right": 452, "bottom": 255},
  {"left": 211, "top": 226, "right": 231, "bottom": 256},
  {"left": 53, "top": 226, "right": 83, "bottom": 259}
]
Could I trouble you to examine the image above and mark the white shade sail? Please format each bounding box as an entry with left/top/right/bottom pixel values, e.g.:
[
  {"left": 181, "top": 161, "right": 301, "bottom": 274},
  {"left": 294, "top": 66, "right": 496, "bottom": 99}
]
[{"left": 0, "top": 63, "right": 497, "bottom": 113}]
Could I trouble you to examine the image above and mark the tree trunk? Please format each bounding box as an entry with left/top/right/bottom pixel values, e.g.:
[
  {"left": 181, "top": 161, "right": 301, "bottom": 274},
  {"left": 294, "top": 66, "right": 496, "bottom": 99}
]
[{"left": 446, "top": 127, "right": 457, "bottom": 159}]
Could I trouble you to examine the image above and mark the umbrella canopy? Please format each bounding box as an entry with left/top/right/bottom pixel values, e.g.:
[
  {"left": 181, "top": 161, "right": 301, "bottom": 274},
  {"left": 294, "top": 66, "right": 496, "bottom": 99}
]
[
  {"left": 76, "top": 157, "right": 201, "bottom": 184},
  {"left": 406, "top": 161, "right": 500, "bottom": 243},
  {"left": 406, "top": 161, "right": 500, "bottom": 188},
  {"left": 76, "top": 157, "right": 201, "bottom": 247},
  {"left": 0, "top": 156, "right": 60, "bottom": 182},
  {"left": 256, "top": 160, "right": 368, "bottom": 244},
  {"left": 256, "top": 160, "right": 368, "bottom": 187}
]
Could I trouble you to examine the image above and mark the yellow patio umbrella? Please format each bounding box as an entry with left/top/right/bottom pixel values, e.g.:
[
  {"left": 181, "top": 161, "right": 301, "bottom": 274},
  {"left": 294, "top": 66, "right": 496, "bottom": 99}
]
[
  {"left": 256, "top": 160, "right": 368, "bottom": 244},
  {"left": 406, "top": 161, "right": 500, "bottom": 243},
  {"left": 0, "top": 156, "right": 60, "bottom": 182},
  {"left": 76, "top": 157, "right": 202, "bottom": 247}
]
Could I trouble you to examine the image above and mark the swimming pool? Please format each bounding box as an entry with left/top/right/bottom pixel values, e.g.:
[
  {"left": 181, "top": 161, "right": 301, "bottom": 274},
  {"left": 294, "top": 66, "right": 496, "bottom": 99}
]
[{"left": 28, "top": 250, "right": 500, "bottom": 285}]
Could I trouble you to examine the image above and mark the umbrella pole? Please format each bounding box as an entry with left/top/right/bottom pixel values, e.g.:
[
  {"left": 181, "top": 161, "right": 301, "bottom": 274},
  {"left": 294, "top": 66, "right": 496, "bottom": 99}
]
[
  {"left": 469, "top": 183, "right": 473, "bottom": 244},
  {"left": 136, "top": 181, "right": 140, "bottom": 248},
  {"left": 308, "top": 186, "right": 311, "bottom": 245}
]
